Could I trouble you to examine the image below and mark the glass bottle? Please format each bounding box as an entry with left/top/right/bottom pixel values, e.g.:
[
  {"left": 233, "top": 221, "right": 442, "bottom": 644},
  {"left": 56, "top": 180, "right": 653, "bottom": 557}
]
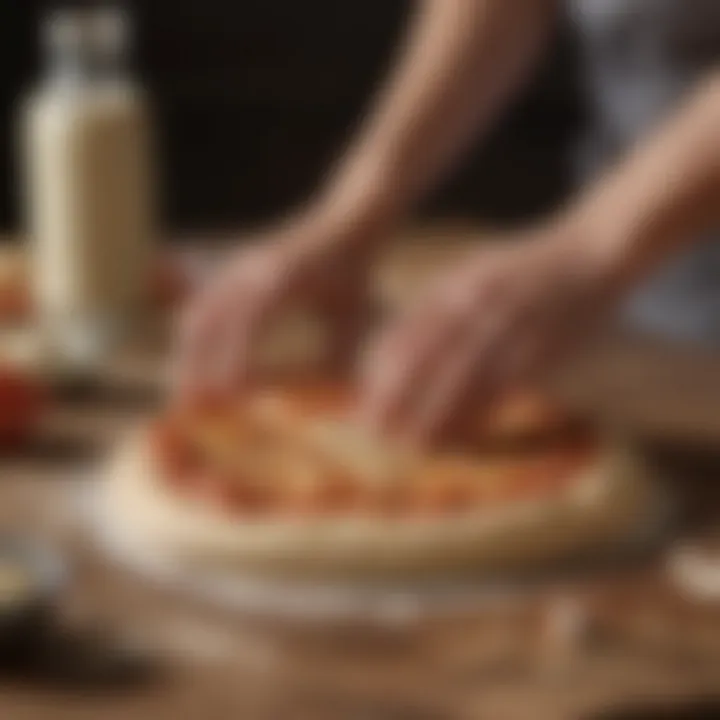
[{"left": 20, "top": 7, "right": 154, "bottom": 376}]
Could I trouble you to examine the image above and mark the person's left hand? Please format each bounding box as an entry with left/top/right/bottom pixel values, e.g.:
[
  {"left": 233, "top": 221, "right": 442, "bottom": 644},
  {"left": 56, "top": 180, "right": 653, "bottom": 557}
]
[
  {"left": 173, "top": 211, "right": 376, "bottom": 402},
  {"left": 357, "top": 224, "right": 624, "bottom": 445}
]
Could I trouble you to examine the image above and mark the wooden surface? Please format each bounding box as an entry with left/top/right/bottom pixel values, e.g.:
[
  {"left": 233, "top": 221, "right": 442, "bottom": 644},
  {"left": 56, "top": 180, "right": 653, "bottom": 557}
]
[{"left": 1, "top": 234, "right": 720, "bottom": 719}]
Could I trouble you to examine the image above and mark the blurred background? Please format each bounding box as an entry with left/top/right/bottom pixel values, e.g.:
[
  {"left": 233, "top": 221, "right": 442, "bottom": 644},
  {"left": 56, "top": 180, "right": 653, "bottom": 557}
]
[
  {"left": 3, "top": 5, "right": 720, "bottom": 720},
  {"left": 0, "top": 0, "right": 583, "bottom": 234}
]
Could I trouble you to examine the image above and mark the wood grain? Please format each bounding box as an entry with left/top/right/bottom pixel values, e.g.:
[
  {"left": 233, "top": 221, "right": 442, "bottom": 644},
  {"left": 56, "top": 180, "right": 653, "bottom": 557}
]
[{"left": 1, "top": 230, "right": 720, "bottom": 719}]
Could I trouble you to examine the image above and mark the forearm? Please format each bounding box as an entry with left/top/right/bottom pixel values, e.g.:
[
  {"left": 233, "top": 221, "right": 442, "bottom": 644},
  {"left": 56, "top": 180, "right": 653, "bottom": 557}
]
[
  {"left": 314, "top": 0, "right": 558, "bottom": 244},
  {"left": 566, "top": 73, "right": 720, "bottom": 288}
]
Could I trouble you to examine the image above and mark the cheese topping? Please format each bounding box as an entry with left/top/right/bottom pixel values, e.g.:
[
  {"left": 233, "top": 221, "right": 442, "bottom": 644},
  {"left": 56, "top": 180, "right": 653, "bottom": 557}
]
[{"left": 303, "top": 418, "right": 415, "bottom": 488}]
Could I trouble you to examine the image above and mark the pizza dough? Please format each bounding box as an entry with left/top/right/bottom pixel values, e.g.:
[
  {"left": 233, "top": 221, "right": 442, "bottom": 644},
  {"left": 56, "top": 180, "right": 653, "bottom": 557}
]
[{"left": 101, "top": 385, "right": 661, "bottom": 580}]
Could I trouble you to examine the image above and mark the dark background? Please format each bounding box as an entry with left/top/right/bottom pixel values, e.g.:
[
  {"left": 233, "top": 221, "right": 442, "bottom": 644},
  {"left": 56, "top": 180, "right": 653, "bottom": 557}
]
[{"left": 0, "top": 1, "right": 583, "bottom": 234}]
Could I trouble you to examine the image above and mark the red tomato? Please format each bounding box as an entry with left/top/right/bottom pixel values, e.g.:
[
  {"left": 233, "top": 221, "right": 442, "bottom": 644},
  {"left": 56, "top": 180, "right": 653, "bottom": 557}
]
[{"left": 0, "top": 365, "right": 44, "bottom": 446}]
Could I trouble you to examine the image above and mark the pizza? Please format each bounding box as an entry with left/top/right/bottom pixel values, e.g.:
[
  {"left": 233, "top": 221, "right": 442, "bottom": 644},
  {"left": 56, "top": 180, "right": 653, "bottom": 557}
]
[
  {"left": 104, "top": 381, "right": 656, "bottom": 578},
  {"left": 147, "top": 384, "right": 594, "bottom": 516}
]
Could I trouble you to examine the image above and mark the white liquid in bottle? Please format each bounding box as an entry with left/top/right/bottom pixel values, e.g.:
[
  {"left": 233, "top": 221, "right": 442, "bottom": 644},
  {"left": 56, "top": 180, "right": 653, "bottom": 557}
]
[{"left": 21, "top": 8, "right": 154, "bottom": 374}]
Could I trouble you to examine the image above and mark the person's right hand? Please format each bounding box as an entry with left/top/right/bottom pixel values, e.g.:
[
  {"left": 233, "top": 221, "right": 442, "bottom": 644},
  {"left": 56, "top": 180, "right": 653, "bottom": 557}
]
[
  {"left": 174, "top": 212, "right": 377, "bottom": 401},
  {"left": 357, "top": 223, "right": 624, "bottom": 446}
]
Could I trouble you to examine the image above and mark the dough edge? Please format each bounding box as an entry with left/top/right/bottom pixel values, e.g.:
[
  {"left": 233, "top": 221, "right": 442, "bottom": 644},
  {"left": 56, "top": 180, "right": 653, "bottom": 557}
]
[{"left": 100, "top": 428, "right": 662, "bottom": 579}]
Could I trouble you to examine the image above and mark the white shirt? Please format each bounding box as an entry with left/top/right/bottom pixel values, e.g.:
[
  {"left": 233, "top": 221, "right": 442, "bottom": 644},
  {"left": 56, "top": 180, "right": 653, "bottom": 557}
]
[{"left": 570, "top": 0, "right": 720, "bottom": 343}]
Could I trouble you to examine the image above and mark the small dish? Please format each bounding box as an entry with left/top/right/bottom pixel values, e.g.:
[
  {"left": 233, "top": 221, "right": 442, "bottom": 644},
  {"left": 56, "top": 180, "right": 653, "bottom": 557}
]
[{"left": 0, "top": 535, "right": 66, "bottom": 662}]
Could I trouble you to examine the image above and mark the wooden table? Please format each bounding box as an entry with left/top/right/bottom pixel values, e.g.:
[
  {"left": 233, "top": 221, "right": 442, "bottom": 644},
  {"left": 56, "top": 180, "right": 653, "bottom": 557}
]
[{"left": 2, "top": 231, "right": 720, "bottom": 720}]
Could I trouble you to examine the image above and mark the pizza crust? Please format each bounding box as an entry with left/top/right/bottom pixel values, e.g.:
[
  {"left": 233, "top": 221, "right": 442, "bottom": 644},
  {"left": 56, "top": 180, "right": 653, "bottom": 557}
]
[{"left": 102, "top": 428, "right": 661, "bottom": 579}]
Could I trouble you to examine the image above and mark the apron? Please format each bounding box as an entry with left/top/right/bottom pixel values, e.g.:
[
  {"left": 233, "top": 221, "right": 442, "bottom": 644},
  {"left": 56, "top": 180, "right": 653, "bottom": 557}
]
[{"left": 570, "top": 0, "right": 720, "bottom": 343}]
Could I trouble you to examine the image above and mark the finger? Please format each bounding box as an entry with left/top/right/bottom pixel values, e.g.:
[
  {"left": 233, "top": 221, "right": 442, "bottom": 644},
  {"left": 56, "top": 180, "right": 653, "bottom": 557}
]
[
  {"left": 173, "top": 289, "right": 232, "bottom": 402},
  {"left": 497, "top": 322, "right": 562, "bottom": 390},
  {"left": 497, "top": 298, "right": 593, "bottom": 391},
  {"left": 357, "top": 302, "right": 461, "bottom": 432},
  {"left": 446, "top": 308, "right": 580, "bottom": 444},
  {"left": 209, "top": 288, "right": 277, "bottom": 394},
  {"left": 175, "top": 263, "right": 263, "bottom": 397},
  {"left": 176, "top": 249, "right": 278, "bottom": 398},
  {"left": 405, "top": 313, "right": 508, "bottom": 446}
]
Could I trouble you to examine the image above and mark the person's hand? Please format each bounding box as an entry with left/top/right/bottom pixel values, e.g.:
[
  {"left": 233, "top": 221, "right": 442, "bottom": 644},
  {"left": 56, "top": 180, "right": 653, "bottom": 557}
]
[
  {"left": 175, "top": 212, "right": 377, "bottom": 400},
  {"left": 358, "top": 223, "right": 625, "bottom": 445}
]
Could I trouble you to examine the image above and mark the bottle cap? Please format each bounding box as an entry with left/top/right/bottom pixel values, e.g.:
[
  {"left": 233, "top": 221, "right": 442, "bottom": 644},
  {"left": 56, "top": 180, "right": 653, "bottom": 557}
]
[{"left": 41, "top": 7, "right": 132, "bottom": 79}]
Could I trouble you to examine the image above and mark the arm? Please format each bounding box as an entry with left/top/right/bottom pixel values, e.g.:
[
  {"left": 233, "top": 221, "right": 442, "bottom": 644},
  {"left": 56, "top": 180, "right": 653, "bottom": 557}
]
[
  {"left": 177, "top": 0, "right": 558, "bottom": 398},
  {"left": 360, "top": 72, "right": 720, "bottom": 443},
  {"left": 565, "top": 72, "right": 720, "bottom": 287},
  {"left": 316, "top": 0, "right": 560, "bottom": 244}
]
